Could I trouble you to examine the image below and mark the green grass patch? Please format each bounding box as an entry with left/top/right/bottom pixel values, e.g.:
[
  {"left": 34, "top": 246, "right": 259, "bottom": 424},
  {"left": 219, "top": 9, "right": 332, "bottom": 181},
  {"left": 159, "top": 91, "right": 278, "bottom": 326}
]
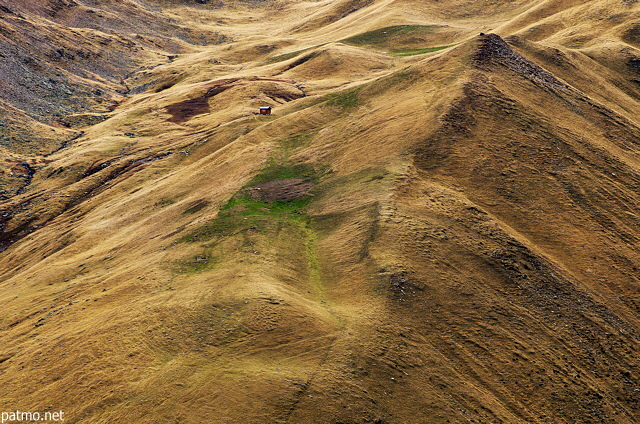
[
  {"left": 180, "top": 195, "right": 311, "bottom": 243},
  {"left": 340, "top": 24, "right": 455, "bottom": 57},
  {"left": 219, "top": 195, "right": 311, "bottom": 218},
  {"left": 179, "top": 216, "right": 246, "bottom": 242},
  {"left": 180, "top": 153, "right": 326, "bottom": 244},
  {"left": 390, "top": 45, "right": 454, "bottom": 57},
  {"left": 341, "top": 25, "right": 440, "bottom": 48},
  {"left": 340, "top": 25, "right": 442, "bottom": 47},
  {"left": 248, "top": 160, "right": 321, "bottom": 185},
  {"left": 179, "top": 160, "right": 322, "bottom": 244}
]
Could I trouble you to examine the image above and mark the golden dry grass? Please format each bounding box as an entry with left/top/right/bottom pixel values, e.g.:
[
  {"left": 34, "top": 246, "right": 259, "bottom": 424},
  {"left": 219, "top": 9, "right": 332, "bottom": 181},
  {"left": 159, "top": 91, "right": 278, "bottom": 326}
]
[{"left": 1, "top": 0, "right": 640, "bottom": 423}]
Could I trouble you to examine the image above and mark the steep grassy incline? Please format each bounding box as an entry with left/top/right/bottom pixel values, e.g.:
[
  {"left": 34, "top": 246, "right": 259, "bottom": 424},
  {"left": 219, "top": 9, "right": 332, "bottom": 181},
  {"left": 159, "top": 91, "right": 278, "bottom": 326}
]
[
  {"left": 0, "top": 0, "right": 227, "bottom": 199},
  {"left": 0, "top": 1, "right": 640, "bottom": 423}
]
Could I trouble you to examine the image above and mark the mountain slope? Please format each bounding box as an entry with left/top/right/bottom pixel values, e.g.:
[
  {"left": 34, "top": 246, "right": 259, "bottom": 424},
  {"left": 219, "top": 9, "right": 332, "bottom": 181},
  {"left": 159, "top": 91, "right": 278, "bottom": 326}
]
[{"left": 1, "top": 1, "right": 640, "bottom": 423}]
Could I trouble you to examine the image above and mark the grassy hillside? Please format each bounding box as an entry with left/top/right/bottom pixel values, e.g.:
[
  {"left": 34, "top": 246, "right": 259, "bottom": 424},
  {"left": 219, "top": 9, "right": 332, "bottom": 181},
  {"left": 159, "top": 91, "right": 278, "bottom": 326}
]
[{"left": 1, "top": 0, "right": 640, "bottom": 423}]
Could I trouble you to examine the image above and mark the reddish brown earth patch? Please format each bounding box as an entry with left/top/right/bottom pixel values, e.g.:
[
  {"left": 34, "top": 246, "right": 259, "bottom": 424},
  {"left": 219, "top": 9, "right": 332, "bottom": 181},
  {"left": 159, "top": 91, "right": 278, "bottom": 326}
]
[
  {"left": 246, "top": 178, "right": 313, "bottom": 202},
  {"left": 166, "top": 80, "right": 236, "bottom": 123},
  {"left": 165, "top": 77, "right": 305, "bottom": 123}
]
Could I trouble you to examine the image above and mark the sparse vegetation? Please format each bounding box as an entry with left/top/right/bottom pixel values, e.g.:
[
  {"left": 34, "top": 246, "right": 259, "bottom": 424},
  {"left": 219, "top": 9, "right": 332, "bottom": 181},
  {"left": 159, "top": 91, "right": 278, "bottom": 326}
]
[
  {"left": 363, "top": 69, "right": 422, "bottom": 95},
  {"left": 390, "top": 45, "right": 454, "bottom": 56},
  {"left": 341, "top": 25, "right": 440, "bottom": 47},
  {"left": 155, "top": 198, "right": 176, "bottom": 207},
  {"left": 182, "top": 199, "right": 210, "bottom": 214},
  {"left": 179, "top": 215, "right": 245, "bottom": 242},
  {"left": 277, "top": 130, "right": 318, "bottom": 151},
  {"left": 173, "top": 252, "right": 216, "bottom": 274},
  {"left": 266, "top": 44, "right": 325, "bottom": 63},
  {"left": 340, "top": 24, "right": 455, "bottom": 57},
  {"left": 324, "top": 86, "right": 363, "bottom": 110},
  {"left": 267, "top": 49, "right": 309, "bottom": 63}
]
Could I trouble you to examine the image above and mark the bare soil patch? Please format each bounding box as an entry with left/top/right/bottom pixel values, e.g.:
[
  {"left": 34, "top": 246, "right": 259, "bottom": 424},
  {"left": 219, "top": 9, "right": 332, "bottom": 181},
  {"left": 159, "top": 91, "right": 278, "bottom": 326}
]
[
  {"left": 166, "top": 81, "right": 235, "bottom": 123},
  {"left": 245, "top": 178, "right": 313, "bottom": 202}
]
